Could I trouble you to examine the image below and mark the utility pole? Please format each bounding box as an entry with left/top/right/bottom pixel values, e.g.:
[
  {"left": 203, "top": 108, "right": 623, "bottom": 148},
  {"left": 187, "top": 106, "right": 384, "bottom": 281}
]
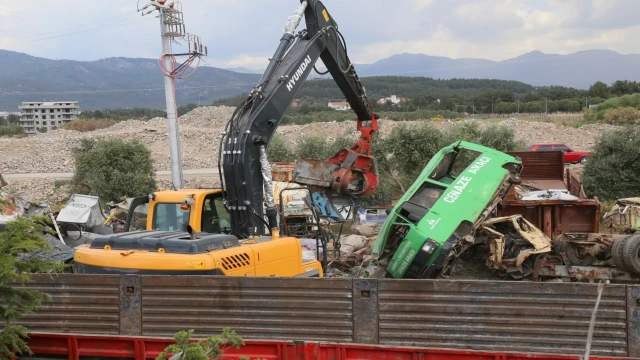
[
  {"left": 585, "top": 96, "right": 590, "bottom": 109},
  {"left": 139, "top": 0, "right": 207, "bottom": 190},
  {"left": 543, "top": 97, "right": 548, "bottom": 115},
  {"left": 517, "top": 99, "right": 520, "bottom": 116}
]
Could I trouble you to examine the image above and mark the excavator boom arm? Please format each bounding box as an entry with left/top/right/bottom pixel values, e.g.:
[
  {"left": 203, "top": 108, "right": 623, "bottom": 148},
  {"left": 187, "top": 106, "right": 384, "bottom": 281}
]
[{"left": 220, "top": 0, "right": 378, "bottom": 238}]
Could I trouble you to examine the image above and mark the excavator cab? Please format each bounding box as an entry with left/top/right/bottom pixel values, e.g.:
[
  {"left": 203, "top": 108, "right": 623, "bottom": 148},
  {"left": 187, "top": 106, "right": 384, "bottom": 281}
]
[{"left": 123, "top": 189, "right": 231, "bottom": 234}]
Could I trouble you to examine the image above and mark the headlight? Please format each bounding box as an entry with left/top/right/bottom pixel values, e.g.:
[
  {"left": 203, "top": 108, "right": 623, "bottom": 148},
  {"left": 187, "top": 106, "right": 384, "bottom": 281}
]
[{"left": 421, "top": 238, "right": 439, "bottom": 255}]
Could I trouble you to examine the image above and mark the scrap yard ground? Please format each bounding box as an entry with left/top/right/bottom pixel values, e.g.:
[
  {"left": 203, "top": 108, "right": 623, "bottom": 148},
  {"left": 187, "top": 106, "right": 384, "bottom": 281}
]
[{"left": 0, "top": 106, "right": 619, "bottom": 204}]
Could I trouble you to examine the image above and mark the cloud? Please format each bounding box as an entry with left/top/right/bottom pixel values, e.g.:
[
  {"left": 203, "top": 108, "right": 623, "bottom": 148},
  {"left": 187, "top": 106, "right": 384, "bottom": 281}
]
[
  {"left": 221, "top": 55, "right": 270, "bottom": 69},
  {"left": 0, "top": 0, "right": 638, "bottom": 67}
]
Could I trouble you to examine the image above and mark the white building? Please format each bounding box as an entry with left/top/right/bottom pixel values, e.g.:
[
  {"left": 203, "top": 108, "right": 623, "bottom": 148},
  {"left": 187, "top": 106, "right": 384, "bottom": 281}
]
[
  {"left": 0, "top": 111, "right": 20, "bottom": 119},
  {"left": 328, "top": 101, "right": 351, "bottom": 111},
  {"left": 19, "top": 101, "right": 79, "bottom": 134},
  {"left": 377, "top": 95, "right": 406, "bottom": 105}
]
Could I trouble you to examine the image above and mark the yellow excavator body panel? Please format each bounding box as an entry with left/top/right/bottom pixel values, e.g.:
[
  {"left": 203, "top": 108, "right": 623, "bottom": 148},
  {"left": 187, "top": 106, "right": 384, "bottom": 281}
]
[{"left": 73, "top": 232, "right": 323, "bottom": 278}]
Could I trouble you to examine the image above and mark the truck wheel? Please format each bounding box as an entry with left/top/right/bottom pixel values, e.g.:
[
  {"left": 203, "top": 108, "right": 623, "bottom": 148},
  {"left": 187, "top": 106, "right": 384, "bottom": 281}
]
[
  {"left": 622, "top": 235, "right": 640, "bottom": 274},
  {"left": 579, "top": 157, "right": 587, "bottom": 165},
  {"left": 555, "top": 239, "right": 595, "bottom": 266},
  {"left": 612, "top": 235, "right": 632, "bottom": 272}
]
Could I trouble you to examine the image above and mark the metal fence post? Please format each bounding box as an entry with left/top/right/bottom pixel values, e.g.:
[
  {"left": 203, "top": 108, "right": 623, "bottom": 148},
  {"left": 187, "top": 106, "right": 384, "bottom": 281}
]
[
  {"left": 628, "top": 285, "right": 640, "bottom": 357},
  {"left": 119, "top": 275, "right": 142, "bottom": 336},
  {"left": 353, "top": 279, "right": 379, "bottom": 344}
]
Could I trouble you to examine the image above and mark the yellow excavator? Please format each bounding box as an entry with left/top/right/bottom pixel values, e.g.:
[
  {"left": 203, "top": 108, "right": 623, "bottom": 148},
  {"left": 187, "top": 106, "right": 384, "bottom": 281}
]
[{"left": 72, "top": 0, "right": 379, "bottom": 277}]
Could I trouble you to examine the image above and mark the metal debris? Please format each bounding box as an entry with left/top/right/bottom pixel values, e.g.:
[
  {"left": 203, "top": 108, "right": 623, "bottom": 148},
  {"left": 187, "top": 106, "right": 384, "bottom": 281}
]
[
  {"left": 477, "top": 215, "right": 553, "bottom": 279},
  {"left": 603, "top": 197, "right": 640, "bottom": 234}
]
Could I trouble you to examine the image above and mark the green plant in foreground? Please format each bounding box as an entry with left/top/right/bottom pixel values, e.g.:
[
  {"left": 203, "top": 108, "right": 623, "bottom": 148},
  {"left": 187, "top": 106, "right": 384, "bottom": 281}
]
[
  {"left": 0, "top": 207, "right": 65, "bottom": 358},
  {"left": 156, "top": 328, "right": 265, "bottom": 360}
]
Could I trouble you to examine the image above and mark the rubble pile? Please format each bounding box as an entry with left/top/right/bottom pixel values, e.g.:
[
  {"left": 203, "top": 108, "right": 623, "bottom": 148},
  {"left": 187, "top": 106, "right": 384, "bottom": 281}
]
[
  {"left": 495, "top": 119, "right": 621, "bottom": 151},
  {"left": 0, "top": 107, "right": 621, "bottom": 175},
  {"left": 177, "top": 106, "right": 236, "bottom": 127},
  {"left": 4, "top": 178, "right": 70, "bottom": 205}
]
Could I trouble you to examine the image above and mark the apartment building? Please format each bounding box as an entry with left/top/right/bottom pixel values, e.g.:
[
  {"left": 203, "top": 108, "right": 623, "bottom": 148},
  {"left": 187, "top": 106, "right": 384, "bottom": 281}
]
[{"left": 19, "top": 101, "right": 79, "bottom": 134}]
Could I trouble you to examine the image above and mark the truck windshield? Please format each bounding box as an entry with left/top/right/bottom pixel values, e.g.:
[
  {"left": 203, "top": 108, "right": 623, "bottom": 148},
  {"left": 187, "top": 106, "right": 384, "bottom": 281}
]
[
  {"left": 398, "top": 182, "right": 446, "bottom": 224},
  {"left": 152, "top": 203, "right": 190, "bottom": 232}
]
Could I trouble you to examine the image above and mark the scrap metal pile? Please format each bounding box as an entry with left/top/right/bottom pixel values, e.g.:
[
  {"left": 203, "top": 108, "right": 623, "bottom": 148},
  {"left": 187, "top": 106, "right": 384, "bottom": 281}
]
[
  {"left": 1, "top": 146, "right": 639, "bottom": 284},
  {"left": 311, "top": 149, "right": 640, "bottom": 283}
]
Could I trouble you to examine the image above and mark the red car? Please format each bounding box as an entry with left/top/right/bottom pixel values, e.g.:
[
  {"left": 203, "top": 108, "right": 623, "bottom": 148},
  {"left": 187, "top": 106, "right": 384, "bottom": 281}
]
[{"left": 526, "top": 143, "right": 591, "bottom": 164}]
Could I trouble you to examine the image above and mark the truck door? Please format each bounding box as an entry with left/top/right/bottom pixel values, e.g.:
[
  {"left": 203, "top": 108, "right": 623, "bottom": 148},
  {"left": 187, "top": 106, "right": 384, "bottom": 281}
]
[
  {"left": 124, "top": 196, "right": 149, "bottom": 232},
  {"left": 201, "top": 192, "right": 232, "bottom": 234}
]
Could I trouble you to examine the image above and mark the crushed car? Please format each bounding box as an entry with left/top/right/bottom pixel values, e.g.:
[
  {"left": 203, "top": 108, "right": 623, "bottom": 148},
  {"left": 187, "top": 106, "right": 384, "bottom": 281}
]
[{"left": 477, "top": 215, "right": 552, "bottom": 279}]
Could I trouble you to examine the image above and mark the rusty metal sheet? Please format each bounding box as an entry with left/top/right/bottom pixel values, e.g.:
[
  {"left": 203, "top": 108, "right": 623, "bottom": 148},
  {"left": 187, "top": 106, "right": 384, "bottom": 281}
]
[
  {"left": 377, "top": 279, "right": 628, "bottom": 357},
  {"left": 628, "top": 285, "right": 640, "bottom": 358},
  {"left": 293, "top": 159, "right": 339, "bottom": 188},
  {"left": 498, "top": 201, "right": 600, "bottom": 238},
  {"left": 17, "top": 274, "right": 121, "bottom": 335},
  {"left": 353, "top": 279, "right": 378, "bottom": 344},
  {"left": 271, "top": 162, "right": 296, "bottom": 182},
  {"left": 507, "top": 151, "right": 565, "bottom": 181},
  {"left": 140, "top": 276, "right": 353, "bottom": 342}
]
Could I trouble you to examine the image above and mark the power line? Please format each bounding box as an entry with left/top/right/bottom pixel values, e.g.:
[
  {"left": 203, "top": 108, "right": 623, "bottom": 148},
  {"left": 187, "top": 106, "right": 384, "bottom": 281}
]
[
  {"left": 20, "top": 17, "right": 153, "bottom": 44},
  {"left": 0, "top": 84, "right": 256, "bottom": 97},
  {"left": 15, "top": 13, "right": 139, "bottom": 40}
]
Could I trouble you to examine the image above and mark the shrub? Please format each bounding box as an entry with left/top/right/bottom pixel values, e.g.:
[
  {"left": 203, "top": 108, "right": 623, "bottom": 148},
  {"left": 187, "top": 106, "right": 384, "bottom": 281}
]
[
  {"left": 156, "top": 328, "right": 251, "bottom": 360},
  {"left": 70, "top": 138, "right": 157, "bottom": 203},
  {"left": 0, "top": 125, "right": 25, "bottom": 137},
  {"left": 443, "top": 122, "right": 525, "bottom": 152},
  {"left": 603, "top": 107, "right": 640, "bottom": 125},
  {"left": 294, "top": 136, "right": 333, "bottom": 160},
  {"left": 61, "top": 119, "right": 117, "bottom": 132},
  {"left": 582, "top": 127, "right": 640, "bottom": 201},
  {"left": 267, "top": 134, "right": 295, "bottom": 162}
]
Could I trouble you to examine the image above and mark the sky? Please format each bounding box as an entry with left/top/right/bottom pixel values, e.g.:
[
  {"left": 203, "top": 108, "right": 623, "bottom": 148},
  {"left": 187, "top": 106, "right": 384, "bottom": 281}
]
[{"left": 0, "top": 0, "right": 639, "bottom": 70}]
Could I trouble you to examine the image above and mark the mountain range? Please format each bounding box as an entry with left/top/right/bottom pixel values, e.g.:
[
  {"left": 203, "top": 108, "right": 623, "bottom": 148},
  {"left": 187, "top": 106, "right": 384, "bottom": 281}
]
[
  {"left": 0, "top": 49, "right": 260, "bottom": 111},
  {"left": 1, "top": 48, "right": 639, "bottom": 111},
  {"left": 349, "top": 50, "right": 640, "bottom": 89}
]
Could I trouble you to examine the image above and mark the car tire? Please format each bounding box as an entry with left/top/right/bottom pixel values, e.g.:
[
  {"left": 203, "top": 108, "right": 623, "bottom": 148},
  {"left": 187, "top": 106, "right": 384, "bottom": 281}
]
[
  {"left": 612, "top": 235, "right": 632, "bottom": 272},
  {"left": 579, "top": 156, "right": 587, "bottom": 165},
  {"left": 622, "top": 234, "right": 640, "bottom": 275}
]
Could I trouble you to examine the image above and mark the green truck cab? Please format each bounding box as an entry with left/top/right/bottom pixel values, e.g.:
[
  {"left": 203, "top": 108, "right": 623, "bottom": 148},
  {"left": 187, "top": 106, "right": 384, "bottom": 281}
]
[{"left": 372, "top": 141, "right": 523, "bottom": 279}]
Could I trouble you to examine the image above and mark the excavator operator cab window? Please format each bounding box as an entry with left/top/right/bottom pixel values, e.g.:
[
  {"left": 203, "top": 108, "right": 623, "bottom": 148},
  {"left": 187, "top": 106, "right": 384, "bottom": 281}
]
[
  {"left": 152, "top": 203, "right": 190, "bottom": 232},
  {"left": 201, "top": 193, "right": 232, "bottom": 234}
]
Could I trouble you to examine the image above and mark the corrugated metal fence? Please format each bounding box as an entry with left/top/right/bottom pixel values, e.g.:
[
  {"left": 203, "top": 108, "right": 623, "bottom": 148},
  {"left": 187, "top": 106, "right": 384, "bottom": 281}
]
[{"left": 17, "top": 274, "right": 640, "bottom": 358}]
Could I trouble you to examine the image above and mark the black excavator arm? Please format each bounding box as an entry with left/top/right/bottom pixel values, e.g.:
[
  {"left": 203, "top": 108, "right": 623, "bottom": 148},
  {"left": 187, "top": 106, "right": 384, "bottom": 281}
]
[{"left": 219, "top": 0, "right": 378, "bottom": 239}]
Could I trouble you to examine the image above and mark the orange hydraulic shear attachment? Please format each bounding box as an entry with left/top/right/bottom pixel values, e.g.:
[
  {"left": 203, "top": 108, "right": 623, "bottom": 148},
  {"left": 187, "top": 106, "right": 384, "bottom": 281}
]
[{"left": 293, "top": 115, "right": 379, "bottom": 198}]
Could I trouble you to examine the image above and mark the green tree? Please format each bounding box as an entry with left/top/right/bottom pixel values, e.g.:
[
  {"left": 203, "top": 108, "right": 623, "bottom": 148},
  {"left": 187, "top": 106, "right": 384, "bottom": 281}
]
[
  {"left": 443, "top": 122, "right": 525, "bottom": 152},
  {"left": 294, "top": 136, "right": 332, "bottom": 160},
  {"left": 6, "top": 114, "right": 20, "bottom": 125},
  {"left": 589, "top": 81, "right": 610, "bottom": 99},
  {"left": 0, "top": 208, "right": 65, "bottom": 358},
  {"left": 156, "top": 328, "right": 248, "bottom": 360},
  {"left": 70, "top": 138, "right": 157, "bottom": 203},
  {"left": 582, "top": 127, "right": 640, "bottom": 201},
  {"left": 385, "top": 123, "right": 444, "bottom": 189},
  {"left": 267, "top": 134, "right": 295, "bottom": 162}
]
